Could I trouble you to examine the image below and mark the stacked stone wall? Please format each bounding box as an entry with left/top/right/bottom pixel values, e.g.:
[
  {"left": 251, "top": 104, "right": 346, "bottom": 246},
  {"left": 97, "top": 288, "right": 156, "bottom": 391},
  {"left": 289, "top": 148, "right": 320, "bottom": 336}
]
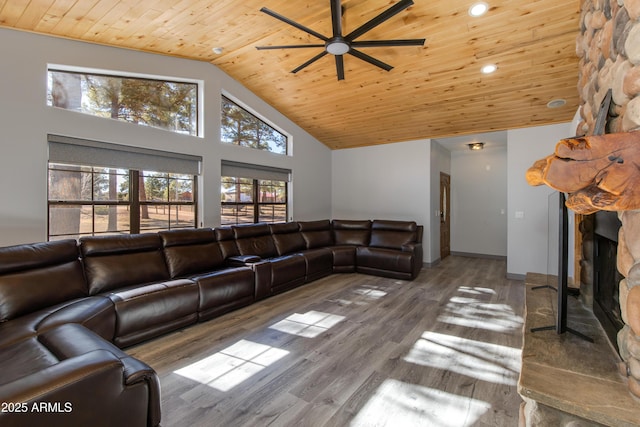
[{"left": 577, "top": 0, "right": 640, "bottom": 399}]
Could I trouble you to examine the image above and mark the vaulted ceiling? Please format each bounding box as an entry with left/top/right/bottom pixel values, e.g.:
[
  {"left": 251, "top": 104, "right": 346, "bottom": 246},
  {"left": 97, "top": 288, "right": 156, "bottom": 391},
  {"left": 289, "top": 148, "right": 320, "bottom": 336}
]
[{"left": 0, "top": 0, "right": 581, "bottom": 149}]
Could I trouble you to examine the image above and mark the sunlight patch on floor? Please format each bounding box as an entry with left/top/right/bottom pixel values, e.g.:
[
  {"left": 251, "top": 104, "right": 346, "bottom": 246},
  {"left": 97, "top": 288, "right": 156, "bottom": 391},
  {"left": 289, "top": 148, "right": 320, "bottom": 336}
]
[
  {"left": 350, "top": 379, "right": 491, "bottom": 427},
  {"left": 269, "top": 310, "right": 346, "bottom": 338},
  {"left": 437, "top": 287, "right": 523, "bottom": 333},
  {"left": 174, "top": 339, "right": 289, "bottom": 391},
  {"left": 352, "top": 287, "right": 388, "bottom": 299},
  {"left": 404, "top": 331, "right": 521, "bottom": 386}
]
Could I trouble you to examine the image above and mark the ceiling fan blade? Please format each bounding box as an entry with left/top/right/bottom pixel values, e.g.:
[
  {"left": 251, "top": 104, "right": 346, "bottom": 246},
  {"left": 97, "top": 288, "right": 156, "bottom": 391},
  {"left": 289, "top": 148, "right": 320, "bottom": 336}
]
[
  {"left": 348, "top": 49, "right": 393, "bottom": 71},
  {"left": 260, "top": 7, "right": 328, "bottom": 41},
  {"left": 335, "top": 54, "right": 345, "bottom": 80},
  {"left": 351, "top": 38, "right": 425, "bottom": 48},
  {"left": 292, "top": 51, "right": 329, "bottom": 73},
  {"left": 256, "top": 44, "right": 326, "bottom": 50},
  {"left": 345, "top": 0, "right": 414, "bottom": 41},
  {"left": 330, "top": 0, "right": 342, "bottom": 37}
]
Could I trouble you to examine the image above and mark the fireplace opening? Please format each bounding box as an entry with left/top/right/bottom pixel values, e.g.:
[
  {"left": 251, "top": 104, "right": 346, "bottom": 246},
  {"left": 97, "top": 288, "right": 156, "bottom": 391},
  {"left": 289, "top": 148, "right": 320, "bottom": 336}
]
[{"left": 593, "top": 210, "right": 624, "bottom": 353}]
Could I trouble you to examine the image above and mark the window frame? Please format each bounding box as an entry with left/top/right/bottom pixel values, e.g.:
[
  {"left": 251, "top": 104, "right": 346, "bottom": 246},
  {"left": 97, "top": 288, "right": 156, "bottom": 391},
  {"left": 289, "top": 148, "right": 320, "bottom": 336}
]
[
  {"left": 47, "top": 65, "right": 203, "bottom": 137},
  {"left": 220, "top": 95, "right": 290, "bottom": 155},
  {"left": 220, "top": 176, "right": 288, "bottom": 225},
  {"left": 47, "top": 163, "right": 198, "bottom": 240}
]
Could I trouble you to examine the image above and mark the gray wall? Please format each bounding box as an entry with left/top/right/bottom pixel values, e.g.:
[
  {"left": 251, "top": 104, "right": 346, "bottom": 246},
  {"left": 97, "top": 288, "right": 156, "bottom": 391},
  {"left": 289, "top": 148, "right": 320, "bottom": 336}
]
[
  {"left": 507, "top": 122, "right": 573, "bottom": 277},
  {"left": 0, "top": 28, "right": 332, "bottom": 246},
  {"left": 331, "top": 139, "right": 432, "bottom": 262},
  {"left": 450, "top": 146, "right": 508, "bottom": 257}
]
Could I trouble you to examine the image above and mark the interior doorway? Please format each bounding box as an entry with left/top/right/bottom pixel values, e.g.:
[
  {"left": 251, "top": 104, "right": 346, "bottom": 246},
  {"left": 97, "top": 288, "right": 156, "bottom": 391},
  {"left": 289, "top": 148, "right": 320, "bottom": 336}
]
[{"left": 440, "top": 172, "right": 451, "bottom": 259}]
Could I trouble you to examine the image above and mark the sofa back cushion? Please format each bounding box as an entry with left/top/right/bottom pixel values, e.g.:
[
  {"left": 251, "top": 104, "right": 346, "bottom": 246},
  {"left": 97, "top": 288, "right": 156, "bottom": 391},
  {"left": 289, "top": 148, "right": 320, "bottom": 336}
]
[
  {"left": 215, "top": 227, "right": 240, "bottom": 259},
  {"left": 298, "top": 220, "right": 334, "bottom": 249},
  {"left": 0, "top": 240, "right": 87, "bottom": 322},
  {"left": 369, "top": 220, "right": 418, "bottom": 250},
  {"left": 332, "top": 220, "right": 372, "bottom": 246},
  {"left": 160, "top": 228, "right": 225, "bottom": 278},
  {"left": 80, "top": 234, "right": 170, "bottom": 295},
  {"left": 269, "top": 223, "right": 306, "bottom": 256},
  {"left": 233, "top": 224, "right": 278, "bottom": 258}
]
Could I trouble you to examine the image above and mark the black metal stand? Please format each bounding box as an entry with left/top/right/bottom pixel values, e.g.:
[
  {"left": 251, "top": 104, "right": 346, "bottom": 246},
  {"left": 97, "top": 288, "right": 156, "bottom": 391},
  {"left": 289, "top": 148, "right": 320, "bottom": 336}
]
[{"left": 530, "top": 192, "right": 593, "bottom": 343}]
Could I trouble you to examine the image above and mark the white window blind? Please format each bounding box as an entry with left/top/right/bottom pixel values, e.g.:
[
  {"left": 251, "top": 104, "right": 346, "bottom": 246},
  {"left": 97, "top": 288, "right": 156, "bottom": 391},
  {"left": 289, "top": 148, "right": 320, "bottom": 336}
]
[
  {"left": 48, "top": 134, "right": 202, "bottom": 175},
  {"left": 221, "top": 160, "right": 290, "bottom": 182}
]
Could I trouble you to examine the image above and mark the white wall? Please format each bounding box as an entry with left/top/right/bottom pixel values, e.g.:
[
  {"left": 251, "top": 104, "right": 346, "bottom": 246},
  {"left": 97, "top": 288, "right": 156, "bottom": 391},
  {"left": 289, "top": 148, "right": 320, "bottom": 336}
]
[
  {"left": 507, "top": 122, "right": 573, "bottom": 277},
  {"left": 450, "top": 146, "right": 508, "bottom": 257},
  {"left": 0, "top": 29, "right": 332, "bottom": 246},
  {"left": 331, "top": 139, "right": 432, "bottom": 262}
]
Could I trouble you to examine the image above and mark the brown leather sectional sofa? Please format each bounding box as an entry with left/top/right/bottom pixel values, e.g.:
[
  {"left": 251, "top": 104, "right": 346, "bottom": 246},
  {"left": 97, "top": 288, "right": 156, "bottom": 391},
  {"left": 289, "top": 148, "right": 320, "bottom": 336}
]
[{"left": 0, "top": 219, "right": 422, "bottom": 427}]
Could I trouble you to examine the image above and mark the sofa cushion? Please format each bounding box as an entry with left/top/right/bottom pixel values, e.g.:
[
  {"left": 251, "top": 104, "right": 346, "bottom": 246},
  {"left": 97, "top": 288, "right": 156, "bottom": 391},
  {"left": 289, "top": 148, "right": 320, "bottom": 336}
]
[
  {"left": 332, "top": 219, "right": 372, "bottom": 246},
  {"left": 80, "top": 234, "right": 170, "bottom": 295},
  {"left": 107, "top": 279, "right": 198, "bottom": 347},
  {"left": 299, "top": 247, "right": 333, "bottom": 282},
  {"left": 233, "top": 224, "right": 278, "bottom": 258},
  {"left": 195, "top": 267, "right": 255, "bottom": 321},
  {"left": 0, "top": 240, "right": 87, "bottom": 322},
  {"left": 369, "top": 220, "right": 418, "bottom": 250},
  {"left": 160, "top": 228, "right": 225, "bottom": 278},
  {"left": 299, "top": 220, "right": 333, "bottom": 248},
  {"left": 357, "top": 246, "right": 415, "bottom": 276},
  {"left": 270, "top": 222, "right": 306, "bottom": 255}
]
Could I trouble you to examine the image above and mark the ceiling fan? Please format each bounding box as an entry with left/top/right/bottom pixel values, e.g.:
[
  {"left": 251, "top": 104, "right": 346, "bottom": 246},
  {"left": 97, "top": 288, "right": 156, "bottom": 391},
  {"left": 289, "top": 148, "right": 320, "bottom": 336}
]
[{"left": 256, "top": 0, "right": 425, "bottom": 80}]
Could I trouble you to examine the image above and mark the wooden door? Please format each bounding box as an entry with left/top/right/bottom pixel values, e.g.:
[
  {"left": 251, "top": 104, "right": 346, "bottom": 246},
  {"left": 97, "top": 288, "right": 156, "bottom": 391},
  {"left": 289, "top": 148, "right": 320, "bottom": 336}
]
[{"left": 440, "top": 172, "right": 451, "bottom": 259}]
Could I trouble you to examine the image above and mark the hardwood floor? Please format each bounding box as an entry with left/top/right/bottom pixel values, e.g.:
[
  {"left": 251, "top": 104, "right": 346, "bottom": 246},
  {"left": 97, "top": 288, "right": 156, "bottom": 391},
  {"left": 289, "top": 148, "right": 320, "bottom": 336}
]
[{"left": 128, "top": 256, "right": 525, "bottom": 427}]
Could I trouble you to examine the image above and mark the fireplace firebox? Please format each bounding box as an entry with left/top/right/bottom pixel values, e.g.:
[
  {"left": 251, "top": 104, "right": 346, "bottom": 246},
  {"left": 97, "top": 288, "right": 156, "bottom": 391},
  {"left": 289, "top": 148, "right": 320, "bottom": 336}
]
[{"left": 593, "top": 210, "right": 624, "bottom": 353}]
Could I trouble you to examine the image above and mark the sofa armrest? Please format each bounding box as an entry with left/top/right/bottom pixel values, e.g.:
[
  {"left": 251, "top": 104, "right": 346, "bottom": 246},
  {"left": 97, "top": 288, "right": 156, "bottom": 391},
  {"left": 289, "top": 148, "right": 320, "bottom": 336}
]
[
  {"left": 0, "top": 350, "right": 159, "bottom": 427},
  {"left": 401, "top": 243, "right": 416, "bottom": 252},
  {"left": 226, "top": 255, "right": 262, "bottom": 266}
]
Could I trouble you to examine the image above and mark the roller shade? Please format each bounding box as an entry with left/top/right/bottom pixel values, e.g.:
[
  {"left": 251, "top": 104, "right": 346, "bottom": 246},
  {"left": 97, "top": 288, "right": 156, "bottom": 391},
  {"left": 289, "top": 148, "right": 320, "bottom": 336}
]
[
  {"left": 221, "top": 160, "right": 291, "bottom": 182},
  {"left": 48, "top": 134, "right": 202, "bottom": 175}
]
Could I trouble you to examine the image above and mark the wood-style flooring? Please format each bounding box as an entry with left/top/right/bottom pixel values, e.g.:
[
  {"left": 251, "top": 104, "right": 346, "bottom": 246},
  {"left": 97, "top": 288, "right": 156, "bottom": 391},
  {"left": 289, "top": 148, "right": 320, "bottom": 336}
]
[{"left": 128, "top": 256, "right": 525, "bottom": 427}]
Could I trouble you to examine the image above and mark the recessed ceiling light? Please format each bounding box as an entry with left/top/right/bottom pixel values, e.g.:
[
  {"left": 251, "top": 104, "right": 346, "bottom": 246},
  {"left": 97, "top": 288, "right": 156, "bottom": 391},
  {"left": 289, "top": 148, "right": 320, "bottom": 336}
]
[
  {"left": 546, "top": 98, "right": 566, "bottom": 108},
  {"left": 212, "top": 47, "right": 224, "bottom": 54},
  {"left": 469, "top": 2, "right": 489, "bottom": 17},
  {"left": 481, "top": 64, "right": 497, "bottom": 74}
]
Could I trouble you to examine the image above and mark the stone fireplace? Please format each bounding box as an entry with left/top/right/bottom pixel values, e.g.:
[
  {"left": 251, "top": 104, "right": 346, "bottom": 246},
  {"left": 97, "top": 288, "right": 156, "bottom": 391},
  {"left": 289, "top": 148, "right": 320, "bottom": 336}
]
[{"left": 521, "top": 0, "right": 640, "bottom": 425}]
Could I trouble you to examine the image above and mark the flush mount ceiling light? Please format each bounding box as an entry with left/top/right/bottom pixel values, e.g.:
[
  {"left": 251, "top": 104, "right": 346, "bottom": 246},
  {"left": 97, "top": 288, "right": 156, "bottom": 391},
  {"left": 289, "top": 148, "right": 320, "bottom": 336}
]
[
  {"left": 469, "top": 2, "right": 489, "bottom": 17},
  {"left": 546, "top": 98, "right": 567, "bottom": 108},
  {"left": 481, "top": 64, "right": 497, "bottom": 74},
  {"left": 468, "top": 142, "right": 485, "bottom": 150}
]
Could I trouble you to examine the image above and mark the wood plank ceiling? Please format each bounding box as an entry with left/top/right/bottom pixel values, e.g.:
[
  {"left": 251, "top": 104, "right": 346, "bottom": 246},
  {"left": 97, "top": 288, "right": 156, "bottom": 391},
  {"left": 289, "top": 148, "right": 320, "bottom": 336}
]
[{"left": 0, "top": 0, "right": 581, "bottom": 149}]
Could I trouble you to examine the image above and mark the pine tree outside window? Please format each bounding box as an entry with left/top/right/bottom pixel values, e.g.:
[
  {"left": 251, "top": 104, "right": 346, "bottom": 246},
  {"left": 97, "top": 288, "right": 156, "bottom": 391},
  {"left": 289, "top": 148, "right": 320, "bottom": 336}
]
[
  {"left": 47, "top": 68, "right": 199, "bottom": 136},
  {"left": 221, "top": 96, "right": 288, "bottom": 155}
]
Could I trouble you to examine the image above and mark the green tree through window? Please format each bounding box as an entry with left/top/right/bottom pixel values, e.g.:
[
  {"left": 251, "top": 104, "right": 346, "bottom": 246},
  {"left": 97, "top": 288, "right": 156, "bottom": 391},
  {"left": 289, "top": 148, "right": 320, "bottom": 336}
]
[
  {"left": 221, "top": 96, "right": 287, "bottom": 154},
  {"left": 48, "top": 69, "right": 198, "bottom": 136},
  {"left": 48, "top": 164, "right": 197, "bottom": 240}
]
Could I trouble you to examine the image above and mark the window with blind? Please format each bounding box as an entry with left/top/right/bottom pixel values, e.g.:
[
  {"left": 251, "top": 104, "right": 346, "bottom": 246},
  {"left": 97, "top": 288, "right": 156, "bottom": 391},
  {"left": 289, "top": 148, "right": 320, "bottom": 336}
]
[
  {"left": 47, "top": 135, "right": 201, "bottom": 240},
  {"left": 220, "top": 161, "right": 290, "bottom": 225}
]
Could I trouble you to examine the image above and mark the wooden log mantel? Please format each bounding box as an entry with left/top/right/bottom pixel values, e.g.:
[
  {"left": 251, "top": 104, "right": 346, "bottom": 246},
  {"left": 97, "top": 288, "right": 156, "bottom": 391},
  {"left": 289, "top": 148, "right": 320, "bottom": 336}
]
[{"left": 526, "top": 131, "right": 640, "bottom": 214}]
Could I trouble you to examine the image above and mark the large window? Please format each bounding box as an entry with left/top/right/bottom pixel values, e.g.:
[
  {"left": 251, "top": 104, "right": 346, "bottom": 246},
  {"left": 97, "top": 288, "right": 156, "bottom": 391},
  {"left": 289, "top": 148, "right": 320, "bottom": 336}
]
[
  {"left": 47, "top": 135, "right": 201, "bottom": 241},
  {"left": 221, "top": 177, "right": 287, "bottom": 225},
  {"left": 221, "top": 96, "right": 288, "bottom": 155},
  {"left": 47, "top": 68, "right": 199, "bottom": 136},
  {"left": 48, "top": 164, "right": 197, "bottom": 240}
]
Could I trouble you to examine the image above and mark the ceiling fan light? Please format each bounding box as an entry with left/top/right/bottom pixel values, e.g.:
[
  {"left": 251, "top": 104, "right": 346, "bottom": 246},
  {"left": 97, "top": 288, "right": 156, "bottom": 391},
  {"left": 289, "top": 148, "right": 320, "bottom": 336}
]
[{"left": 326, "top": 41, "right": 350, "bottom": 55}]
